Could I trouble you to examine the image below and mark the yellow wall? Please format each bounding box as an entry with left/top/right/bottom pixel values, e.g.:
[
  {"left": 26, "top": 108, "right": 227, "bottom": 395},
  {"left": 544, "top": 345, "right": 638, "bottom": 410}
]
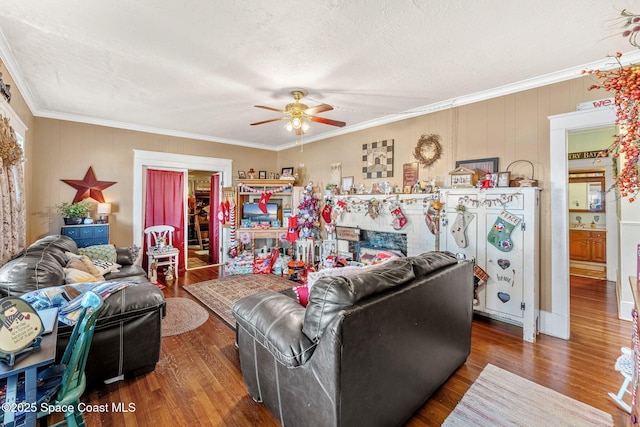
[
  {"left": 29, "top": 118, "right": 277, "bottom": 246},
  {"left": 3, "top": 60, "right": 611, "bottom": 313}
]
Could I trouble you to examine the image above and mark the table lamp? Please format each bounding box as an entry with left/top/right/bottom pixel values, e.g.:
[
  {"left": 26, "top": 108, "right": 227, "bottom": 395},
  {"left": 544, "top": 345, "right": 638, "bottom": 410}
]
[{"left": 97, "top": 203, "right": 112, "bottom": 224}]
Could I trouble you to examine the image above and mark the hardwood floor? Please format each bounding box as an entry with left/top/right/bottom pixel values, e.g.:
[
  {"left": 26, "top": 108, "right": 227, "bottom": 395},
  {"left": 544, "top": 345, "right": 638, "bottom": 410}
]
[{"left": 80, "top": 271, "right": 632, "bottom": 426}]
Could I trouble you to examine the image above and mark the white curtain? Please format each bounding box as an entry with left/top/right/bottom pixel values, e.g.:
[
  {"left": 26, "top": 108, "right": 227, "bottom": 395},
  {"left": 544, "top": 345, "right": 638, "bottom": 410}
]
[{"left": 0, "top": 116, "right": 25, "bottom": 264}]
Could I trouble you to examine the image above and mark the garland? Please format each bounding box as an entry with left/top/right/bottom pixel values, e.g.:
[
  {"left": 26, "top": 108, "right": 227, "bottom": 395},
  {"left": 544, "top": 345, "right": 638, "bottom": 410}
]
[
  {"left": 453, "top": 193, "right": 522, "bottom": 208},
  {"left": 334, "top": 194, "right": 439, "bottom": 213},
  {"left": 413, "top": 133, "right": 443, "bottom": 168},
  {"left": 239, "top": 182, "right": 292, "bottom": 193}
]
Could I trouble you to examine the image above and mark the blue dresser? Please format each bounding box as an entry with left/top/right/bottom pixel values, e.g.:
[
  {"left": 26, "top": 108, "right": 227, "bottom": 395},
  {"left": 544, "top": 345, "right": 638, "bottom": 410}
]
[{"left": 61, "top": 224, "right": 109, "bottom": 248}]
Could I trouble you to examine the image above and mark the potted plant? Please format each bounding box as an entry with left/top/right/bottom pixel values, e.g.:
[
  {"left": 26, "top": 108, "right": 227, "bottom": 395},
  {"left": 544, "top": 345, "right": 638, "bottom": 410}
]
[{"left": 57, "top": 200, "right": 91, "bottom": 225}]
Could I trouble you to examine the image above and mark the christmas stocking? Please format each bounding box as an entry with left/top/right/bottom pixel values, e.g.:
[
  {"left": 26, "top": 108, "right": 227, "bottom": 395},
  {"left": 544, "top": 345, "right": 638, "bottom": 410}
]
[
  {"left": 217, "top": 202, "right": 226, "bottom": 224},
  {"left": 321, "top": 202, "right": 333, "bottom": 224},
  {"left": 390, "top": 204, "right": 408, "bottom": 230},
  {"left": 286, "top": 215, "right": 299, "bottom": 242},
  {"left": 331, "top": 200, "right": 347, "bottom": 223},
  {"left": 223, "top": 199, "right": 230, "bottom": 223},
  {"left": 258, "top": 191, "right": 272, "bottom": 213},
  {"left": 425, "top": 214, "right": 437, "bottom": 235},
  {"left": 487, "top": 210, "right": 521, "bottom": 252},
  {"left": 450, "top": 209, "right": 474, "bottom": 248}
]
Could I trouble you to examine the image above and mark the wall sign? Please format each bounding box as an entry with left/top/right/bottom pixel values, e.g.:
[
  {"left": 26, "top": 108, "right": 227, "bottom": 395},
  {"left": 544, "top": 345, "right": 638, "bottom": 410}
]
[{"left": 568, "top": 150, "right": 608, "bottom": 160}]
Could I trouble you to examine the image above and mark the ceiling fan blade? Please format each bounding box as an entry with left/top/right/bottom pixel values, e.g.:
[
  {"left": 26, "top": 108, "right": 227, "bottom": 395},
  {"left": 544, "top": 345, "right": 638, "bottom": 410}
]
[
  {"left": 255, "top": 105, "right": 285, "bottom": 113},
  {"left": 308, "top": 116, "right": 346, "bottom": 127},
  {"left": 304, "top": 104, "right": 333, "bottom": 115},
  {"left": 250, "top": 117, "right": 286, "bottom": 126}
]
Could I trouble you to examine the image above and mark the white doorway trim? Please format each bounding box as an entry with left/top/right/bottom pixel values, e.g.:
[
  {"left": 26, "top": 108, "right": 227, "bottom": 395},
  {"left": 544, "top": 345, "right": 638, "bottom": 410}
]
[
  {"left": 547, "top": 107, "right": 615, "bottom": 339},
  {"left": 132, "top": 150, "right": 233, "bottom": 263}
]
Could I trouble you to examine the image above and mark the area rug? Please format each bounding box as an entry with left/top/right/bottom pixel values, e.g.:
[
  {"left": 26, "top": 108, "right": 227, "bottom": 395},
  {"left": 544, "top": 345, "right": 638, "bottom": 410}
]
[
  {"left": 161, "top": 297, "right": 209, "bottom": 337},
  {"left": 442, "top": 364, "right": 613, "bottom": 427},
  {"left": 184, "top": 274, "right": 294, "bottom": 328}
]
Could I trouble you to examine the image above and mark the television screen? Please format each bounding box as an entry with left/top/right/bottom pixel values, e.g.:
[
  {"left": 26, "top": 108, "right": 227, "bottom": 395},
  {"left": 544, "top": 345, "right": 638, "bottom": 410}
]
[{"left": 242, "top": 203, "right": 278, "bottom": 222}]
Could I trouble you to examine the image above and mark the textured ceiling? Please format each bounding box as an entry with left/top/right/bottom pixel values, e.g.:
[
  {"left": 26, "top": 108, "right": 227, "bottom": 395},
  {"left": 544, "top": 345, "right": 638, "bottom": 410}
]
[{"left": 0, "top": 1, "right": 639, "bottom": 151}]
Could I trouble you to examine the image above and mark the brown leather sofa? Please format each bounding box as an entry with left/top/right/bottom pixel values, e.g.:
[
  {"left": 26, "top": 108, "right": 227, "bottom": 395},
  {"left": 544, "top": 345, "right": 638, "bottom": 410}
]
[
  {"left": 0, "top": 235, "right": 166, "bottom": 387},
  {"left": 232, "top": 251, "right": 473, "bottom": 427}
]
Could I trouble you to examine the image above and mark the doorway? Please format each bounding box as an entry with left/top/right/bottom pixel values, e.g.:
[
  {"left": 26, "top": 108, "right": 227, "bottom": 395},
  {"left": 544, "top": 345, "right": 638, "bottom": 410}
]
[
  {"left": 187, "top": 170, "right": 221, "bottom": 270},
  {"left": 567, "top": 168, "right": 608, "bottom": 280},
  {"left": 132, "top": 150, "right": 233, "bottom": 271},
  {"left": 549, "top": 107, "right": 620, "bottom": 340}
]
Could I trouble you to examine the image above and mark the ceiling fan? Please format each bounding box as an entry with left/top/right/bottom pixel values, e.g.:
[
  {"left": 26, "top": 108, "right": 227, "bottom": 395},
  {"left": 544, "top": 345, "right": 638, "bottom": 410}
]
[{"left": 250, "top": 89, "right": 346, "bottom": 135}]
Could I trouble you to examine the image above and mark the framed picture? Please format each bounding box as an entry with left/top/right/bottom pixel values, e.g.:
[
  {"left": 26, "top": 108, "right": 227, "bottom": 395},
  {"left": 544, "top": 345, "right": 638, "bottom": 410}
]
[
  {"left": 341, "top": 176, "right": 354, "bottom": 192},
  {"left": 455, "top": 157, "right": 499, "bottom": 175},
  {"left": 281, "top": 167, "right": 294, "bottom": 177},
  {"left": 259, "top": 170, "right": 267, "bottom": 179},
  {"left": 362, "top": 139, "right": 394, "bottom": 179},
  {"left": 497, "top": 171, "right": 511, "bottom": 187},
  {"left": 402, "top": 162, "right": 419, "bottom": 188},
  {"left": 238, "top": 170, "right": 246, "bottom": 179}
]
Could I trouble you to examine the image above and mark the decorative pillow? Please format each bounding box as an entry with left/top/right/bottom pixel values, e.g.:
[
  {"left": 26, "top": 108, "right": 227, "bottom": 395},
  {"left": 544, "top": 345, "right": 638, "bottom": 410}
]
[
  {"left": 293, "top": 285, "right": 309, "bottom": 307},
  {"left": 306, "top": 262, "right": 385, "bottom": 290},
  {"left": 65, "top": 254, "right": 102, "bottom": 277},
  {"left": 78, "top": 244, "right": 117, "bottom": 263},
  {"left": 64, "top": 268, "right": 103, "bottom": 284},
  {"left": 92, "top": 259, "right": 121, "bottom": 276}
]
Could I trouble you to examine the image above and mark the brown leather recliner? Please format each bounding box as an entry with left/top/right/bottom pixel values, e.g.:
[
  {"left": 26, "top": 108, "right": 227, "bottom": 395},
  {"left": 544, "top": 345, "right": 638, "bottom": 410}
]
[{"left": 232, "top": 251, "right": 473, "bottom": 427}]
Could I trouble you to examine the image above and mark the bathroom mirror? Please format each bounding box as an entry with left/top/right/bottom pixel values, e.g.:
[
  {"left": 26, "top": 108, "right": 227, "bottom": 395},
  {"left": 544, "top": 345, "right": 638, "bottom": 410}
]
[{"left": 568, "top": 170, "right": 605, "bottom": 212}]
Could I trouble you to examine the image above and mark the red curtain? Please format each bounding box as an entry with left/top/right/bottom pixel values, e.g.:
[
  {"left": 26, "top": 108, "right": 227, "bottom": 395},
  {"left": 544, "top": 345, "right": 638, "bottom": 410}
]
[
  {"left": 145, "top": 169, "right": 185, "bottom": 273},
  {"left": 209, "top": 174, "right": 220, "bottom": 264}
]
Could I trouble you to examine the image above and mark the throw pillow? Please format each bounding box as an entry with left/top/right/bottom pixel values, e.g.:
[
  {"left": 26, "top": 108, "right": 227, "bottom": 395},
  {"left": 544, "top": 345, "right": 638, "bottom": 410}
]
[
  {"left": 357, "top": 246, "right": 403, "bottom": 265},
  {"left": 92, "top": 259, "right": 121, "bottom": 276},
  {"left": 306, "top": 262, "right": 385, "bottom": 290},
  {"left": 64, "top": 268, "right": 103, "bottom": 284},
  {"left": 78, "top": 244, "right": 117, "bottom": 263},
  {"left": 65, "top": 254, "right": 102, "bottom": 277},
  {"left": 293, "top": 285, "right": 309, "bottom": 307}
]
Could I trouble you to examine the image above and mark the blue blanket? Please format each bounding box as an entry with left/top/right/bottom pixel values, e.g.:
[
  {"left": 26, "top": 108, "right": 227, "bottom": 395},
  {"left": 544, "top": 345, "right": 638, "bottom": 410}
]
[{"left": 21, "top": 281, "right": 139, "bottom": 326}]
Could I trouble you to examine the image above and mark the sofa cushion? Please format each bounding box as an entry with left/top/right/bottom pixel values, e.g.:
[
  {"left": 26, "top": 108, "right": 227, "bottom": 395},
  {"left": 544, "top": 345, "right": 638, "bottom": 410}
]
[
  {"left": 104, "top": 264, "right": 146, "bottom": 281},
  {"left": 302, "top": 257, "right": 416, "bottom": 341},
  {"left": 116, "top": 245, "right": 142, "bottom": 266}
]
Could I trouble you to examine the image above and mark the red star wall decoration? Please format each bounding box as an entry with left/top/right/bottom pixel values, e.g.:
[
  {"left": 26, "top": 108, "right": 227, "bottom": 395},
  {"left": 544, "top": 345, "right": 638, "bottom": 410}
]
[{"left": 61, "top": 166, "right": 116, "bottom": 203}]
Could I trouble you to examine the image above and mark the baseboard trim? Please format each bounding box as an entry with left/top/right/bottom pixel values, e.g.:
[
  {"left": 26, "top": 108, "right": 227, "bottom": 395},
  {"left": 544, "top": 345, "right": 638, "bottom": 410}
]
[{"left": 539, "top": 310, "right": 569, "bottom": 340}]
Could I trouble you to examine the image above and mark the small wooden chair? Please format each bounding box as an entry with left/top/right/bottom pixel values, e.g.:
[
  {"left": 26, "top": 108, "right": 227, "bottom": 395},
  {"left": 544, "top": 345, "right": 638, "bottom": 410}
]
[
  {"left": 144, "top": 225, "right": 180, "bottom": 278},
  {"left": 608, "top": 346, "right": 634, "bottom": 413}
]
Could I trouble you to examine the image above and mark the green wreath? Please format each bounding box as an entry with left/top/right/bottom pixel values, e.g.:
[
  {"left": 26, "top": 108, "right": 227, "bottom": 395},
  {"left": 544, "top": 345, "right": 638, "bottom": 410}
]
[{"left": 413, "top": 133, "right": 443, "bottom": 168}]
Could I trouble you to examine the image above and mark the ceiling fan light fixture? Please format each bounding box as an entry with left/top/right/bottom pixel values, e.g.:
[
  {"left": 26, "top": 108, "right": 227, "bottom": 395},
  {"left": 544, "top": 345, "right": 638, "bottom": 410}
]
[{"left": 252, "top": 88, "right": 345, "bottom": 134}]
